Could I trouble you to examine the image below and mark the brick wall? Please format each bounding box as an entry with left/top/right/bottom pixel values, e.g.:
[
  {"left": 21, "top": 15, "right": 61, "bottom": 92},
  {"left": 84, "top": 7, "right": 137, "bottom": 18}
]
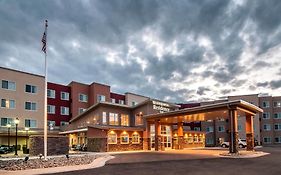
[{"left": 108, "top": 138, "right": 143, "bottom": 152}]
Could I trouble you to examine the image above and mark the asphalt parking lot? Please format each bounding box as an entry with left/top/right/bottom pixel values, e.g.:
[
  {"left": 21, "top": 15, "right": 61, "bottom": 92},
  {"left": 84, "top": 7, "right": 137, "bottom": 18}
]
[{"left": 46, "top": 147, "right": 281, "bottom": 175}]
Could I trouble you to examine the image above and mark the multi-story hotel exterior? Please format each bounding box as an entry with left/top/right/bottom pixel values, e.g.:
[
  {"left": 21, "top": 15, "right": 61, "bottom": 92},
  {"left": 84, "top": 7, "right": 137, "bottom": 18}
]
[
  {"left": 0, "top": 66, "right": 279, "bottom": 153},
  {"left": 0, "top": 66, "right": 44, "bottom": 148}
]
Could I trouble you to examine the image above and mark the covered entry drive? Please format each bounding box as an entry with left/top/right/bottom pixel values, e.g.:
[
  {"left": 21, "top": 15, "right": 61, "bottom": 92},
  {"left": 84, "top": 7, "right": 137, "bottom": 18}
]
[{"left": 144, "top": 100, "right": 263, "bottom": 153}]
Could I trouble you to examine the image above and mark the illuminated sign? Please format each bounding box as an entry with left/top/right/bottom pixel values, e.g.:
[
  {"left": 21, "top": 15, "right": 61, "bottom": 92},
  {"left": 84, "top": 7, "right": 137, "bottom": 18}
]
[{"left": 152, "top": 100, "right": 170, "bottom": 113}]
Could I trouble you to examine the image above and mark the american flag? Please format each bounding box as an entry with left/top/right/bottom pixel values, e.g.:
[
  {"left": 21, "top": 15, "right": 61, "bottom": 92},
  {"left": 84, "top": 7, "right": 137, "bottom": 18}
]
[{"left": 41, "top": 32, "right": 46, "bottom": 53}]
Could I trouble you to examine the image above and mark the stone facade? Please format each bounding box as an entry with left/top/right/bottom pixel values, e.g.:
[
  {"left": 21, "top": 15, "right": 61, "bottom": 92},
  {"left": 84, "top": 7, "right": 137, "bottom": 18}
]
[
  {"left": 87, "top": 138, "right": 107, "bottom": 152},
  {"left": 108, "top": 138, "right": 143, "bottom": 152},
  {"left": 29, "top": 135, "right": 69, "bottom": 156}
]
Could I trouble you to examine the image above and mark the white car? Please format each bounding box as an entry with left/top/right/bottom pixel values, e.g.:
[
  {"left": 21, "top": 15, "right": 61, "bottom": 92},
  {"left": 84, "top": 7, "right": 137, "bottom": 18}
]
[{"left": 221, "top": 139, "right": 247, "bottom": 148}]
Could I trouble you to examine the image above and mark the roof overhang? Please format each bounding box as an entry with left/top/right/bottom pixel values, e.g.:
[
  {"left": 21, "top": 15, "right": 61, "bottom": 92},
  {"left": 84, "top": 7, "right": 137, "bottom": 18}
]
[
  {"left": 145, "top": 100, "right": 263, "bottom": 123},
  {"left": 59, "top": 128, "right": 88, "bottom": 134}
]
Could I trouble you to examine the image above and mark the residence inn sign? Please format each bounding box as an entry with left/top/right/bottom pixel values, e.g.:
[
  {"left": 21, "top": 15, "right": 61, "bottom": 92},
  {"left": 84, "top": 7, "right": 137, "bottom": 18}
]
[{"left": 152, "top": 100, "right": 171, "bottom": 113}]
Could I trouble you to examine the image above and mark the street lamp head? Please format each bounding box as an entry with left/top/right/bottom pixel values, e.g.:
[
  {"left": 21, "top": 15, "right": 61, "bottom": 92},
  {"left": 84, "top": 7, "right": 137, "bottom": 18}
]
[
  {"left": 25, "top": 127, "right": 30, "bottom": 131},
  {"left": 14, "top": 118, "right": 20, "bottom": 124}
]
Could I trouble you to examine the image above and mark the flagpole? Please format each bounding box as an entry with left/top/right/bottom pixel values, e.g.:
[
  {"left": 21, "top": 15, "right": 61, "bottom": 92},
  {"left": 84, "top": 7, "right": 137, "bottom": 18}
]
[{"left": 43, "top": 19, "right": 48, "bottom": 160}]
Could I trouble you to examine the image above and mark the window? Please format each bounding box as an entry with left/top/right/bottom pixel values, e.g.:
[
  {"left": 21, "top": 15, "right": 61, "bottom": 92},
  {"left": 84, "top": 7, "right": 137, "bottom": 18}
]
[
  {"left": 0, "top": 117, "right": 14, "bottom": 126},
  {"left": 198, "top": 135, "right": 204, "bottom": 142},
  {"left": 206, "top": 138, "right": 214, "bottom": 144},
  {"left": 25, "top": 84, "right": 37, "bottom": 93},
  {"left": 273, "top": 101, "right": 281, "bottom": 108},
  {"left": 206, "top": 126, "right": 213, "bottom": 132},
  {"left": 218, "top": 126, "right": 225, "bottom": 132},
  {"left": 132, "top": 132, "right": 140, "bottom": 144},
  {"left": 193, "top": 135, "right": 199, "bottom": 142},
  {"left": 102, "top": 112, "right": 107, "bottom": 125},
  {"left": 135, "top": 113, "right": 143, "bottom": 126},
  {"left": 1, "top": 99, "right": 15, "bottom": 109},
  {"left": 194, "top": 127, "right": 200, "bottom": 131},
  {"left": 79, "top": 93, "right": 88, "bottom": 102},
  {"left": 119, "top": 100, "right": 124, "bottom": 105},
  {"left": 61, "top": 107, "right": 69, "bottom": 115},
  {"left": 132, "top": 101, "right": 137, "bottom": 106},
  {"left": 263, "top": 124, "right": 271, "bottom": 131},
  {"left": 47, "top": 105, "right": 55, "bottom": 114},
  {"left": 1, "top": 80, "right": 16, "bottom": 90},
  {"left": 109, "top": 113, "right": 119, "bottom": 125},
  {"left": 25, "top": 102, "right": 37, "bottom": 111},
  {"left": 60, "top": 121, "right": 69, "bottom": 126},
  {"left": 108, "top": 131, "right": 117, "bottom": 144},
  {"left": 79, "top": 108, "right": 86, "bottom": 114},
  {"left": 120, "top": 132, "right": 129, "bottom": 144},
  {"left": 275, "top": 137, "right": 281, "bottom": 143},
  {"left": 97, "top": 95, "right": 105, "bottom": 102},
  {"left": 262, "top": 112, "right": 270, "bottom": 119},
  {"left": 184, "top": 134, "right": 193, "bottom": 143},
  {"left": 25, "top": 119, "right": 37, "bottom": 128},
  {"left": 274, "top": 124, "right": 281, "bottom": 130},
  {"left": 111, "top": 98, "right": 116, "bottom": 103},
  {"left": 61, "top": 92, "right": 69, "bottom": 100},
  {"left": 274, "top": 113, "right": 281, "bottom": 119},
  {"left": 48, "top": 120, "right": 56, "bottom": 127},
  {"left": 121, "top": 114, "right": 129, "bottom": 126},
  {"left": 47, "top": 89, "right": 55, "bottom": 98},
  {"left": 262, "top": 101, "right": 270, "bottom": 108},
  {"left": 263, "top": 137, "right": 271, "bottom": 143}
]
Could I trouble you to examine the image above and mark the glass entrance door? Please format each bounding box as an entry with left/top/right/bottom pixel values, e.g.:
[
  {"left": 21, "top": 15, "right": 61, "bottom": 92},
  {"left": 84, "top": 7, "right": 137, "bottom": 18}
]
[
  {"left": 150, "top": 124, "right": 155, "bottom": 150},
  {"left": 161, "top": 125, "right": 172, "bottom": 149}
]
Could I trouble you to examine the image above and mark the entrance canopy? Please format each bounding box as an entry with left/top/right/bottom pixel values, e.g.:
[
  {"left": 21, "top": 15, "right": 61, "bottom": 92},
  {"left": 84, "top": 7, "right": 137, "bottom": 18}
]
[{"left": 145, "top": 100, "right": 263, "bottom": 123}]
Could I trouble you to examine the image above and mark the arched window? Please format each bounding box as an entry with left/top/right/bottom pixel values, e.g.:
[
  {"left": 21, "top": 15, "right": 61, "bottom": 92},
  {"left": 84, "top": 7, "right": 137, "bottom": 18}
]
[
  {"left": 121, "top": 132, "right": 129, "bottom": 144},
  {"left": 132, "top": 132, "right": 140, "bottom": 144},
  {"left": 108, "top": 131, "right": 117, "bottom": 144}
]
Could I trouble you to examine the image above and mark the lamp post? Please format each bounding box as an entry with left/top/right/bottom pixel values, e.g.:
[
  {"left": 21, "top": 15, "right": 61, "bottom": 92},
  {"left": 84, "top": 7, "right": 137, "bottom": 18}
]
[
  {"left": 25, "top": 127, "right": 29, "bottom": 149},
  {"left": 7, "top": 124, "right": 11, "bottom": 148},
  {"left": 14, "top": 118, "right": 19, "bottom": 156}
]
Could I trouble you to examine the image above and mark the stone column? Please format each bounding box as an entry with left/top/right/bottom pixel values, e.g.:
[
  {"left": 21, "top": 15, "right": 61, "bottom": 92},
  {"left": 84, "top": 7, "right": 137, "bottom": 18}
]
[
  {"left": 177, "top": 122, "right": 184, "bottom": 150},
  {"left": 229, "top": 109, "right": 238, "bottom": 153},
  {"left": 143, "top": 121, "right": 150, "bottom": 150},
  {"left": 246, "top": 114, "right": 254, "bottom": 151},
  {"left": 154, "top": 120, "right": 161, "bottom": 151}
]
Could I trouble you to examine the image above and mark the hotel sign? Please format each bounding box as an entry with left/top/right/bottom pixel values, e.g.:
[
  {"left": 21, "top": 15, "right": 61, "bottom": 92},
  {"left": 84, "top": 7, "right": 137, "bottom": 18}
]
[{"left": 152, "top": 100, "right": 171, "bottom": 113}]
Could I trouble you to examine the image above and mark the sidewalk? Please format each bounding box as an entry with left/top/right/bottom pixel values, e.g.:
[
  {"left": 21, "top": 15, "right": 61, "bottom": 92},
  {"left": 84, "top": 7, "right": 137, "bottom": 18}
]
[{"left": 0, "top": 154, "right": 114, "bottom": 175}]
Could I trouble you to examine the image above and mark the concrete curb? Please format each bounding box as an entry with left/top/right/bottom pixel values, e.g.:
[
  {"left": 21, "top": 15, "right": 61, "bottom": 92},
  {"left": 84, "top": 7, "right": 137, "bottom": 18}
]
[
  {"left": 218, "top": 151, "right": 270, "bottom": 159},
  {"left": 0, "top": 155, "right": 115, "bottom": 175}
]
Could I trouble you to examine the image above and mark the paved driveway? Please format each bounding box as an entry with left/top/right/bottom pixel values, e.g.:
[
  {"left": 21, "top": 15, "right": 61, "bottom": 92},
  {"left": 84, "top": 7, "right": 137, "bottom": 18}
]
[{"left": 46, "top": 147, "right": 280, "bottom": 175}]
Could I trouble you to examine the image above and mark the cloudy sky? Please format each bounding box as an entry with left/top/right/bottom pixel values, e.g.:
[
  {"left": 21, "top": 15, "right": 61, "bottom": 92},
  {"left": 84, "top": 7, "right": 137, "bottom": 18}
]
[{"left": 1, "top": 0, "right": 281, "bottom": 103}]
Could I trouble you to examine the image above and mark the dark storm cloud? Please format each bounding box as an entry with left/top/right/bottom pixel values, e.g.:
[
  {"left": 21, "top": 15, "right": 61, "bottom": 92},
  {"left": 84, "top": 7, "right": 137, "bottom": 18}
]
[{"left": 1, "top": 0, "right": 281, "bottom": 102}]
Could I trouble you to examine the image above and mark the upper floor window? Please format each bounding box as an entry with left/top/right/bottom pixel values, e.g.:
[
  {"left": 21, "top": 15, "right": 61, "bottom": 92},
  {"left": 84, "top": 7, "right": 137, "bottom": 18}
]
[
  {"left": 79, "top": 108, "right": 86, "bottom": 114},
  {"left": 79, "top": 93, "right": 88, "bottom": 102},
  {"left": 274, "top": 113, "right": 281, "bottom": 119},
  {"left": 218, "top": 126, "right": 225, "bottom": 132},
  {"left": 263, "top": 124, "right": 271, "bottom": 131},
  {"left": 61, "top": 92, "right": 69, "bottom": 101},
  {"left": 135, "top": 113, "right": 143, "bottom": 126},
  {"left": 194, "top": 127, "right": 201, "bottom": 131},
  {"left": 47, "top": 105, "right": 55, "bottom": 114},
  {"left": 111, "top": 98, "right": 116, "bottom": 103},
  {"left": 274, "top": 124, "right": 281, "bottom": 130},
  {"left": 48, "top": 120, "right": 56, "bottom": 128},
  {"left": 262, "top": 112, "right": 270, "bottom": 119},
  {"left": 25, "top": 102, "right": 37, "bottom": 111},
  {"left": 273, "top": 101, "right": 281, "bottom": 108},
  {"left": 60, "top": 121, "right": 69, "bottom": 126},
  {"left": 47, "top": 89, "right": 56, "bottom": 98},
  {"left": 119, "top": 100, "right": 124, "bottom": 105},
  {"left": 1, "top": 99, "right": 15, "bottom": 109},
  {"left": 275, "top": 137, "right": 281, "bottom": 143},
  {"left": 109, "top": 113, "right": 119, "bottom": 125},
  {"left": 25, "top": 84, "right": 37, "bottom": 94},
  {"left": 263, "top": 137, "right": 271, "bottom": 144},
  {"left": 121, "top": 114, "right": 129, "bottom": 126},
  {"left": 262, "top": 101, "right": 270, "bottom": 108},
  {"left": 1, "top": 80, "right": 16, "bottom": 90},
  {"left": 102, "top": 112, "right": 107, "bottom": 125},
  {"left": 0, "top": 117, "right": 14, "bottom": 126},
  {"left": 97, "top": 95, "right": 105, "bottom": 102},
  {"left": 25, "top": 119, "right": 37, "bottom": 128},
  {"left": 61, "top": 106, "right": 69, "bottom": 115},
  {"left": 132, "top": 101, "right": 137, "bottom": 106},
  {"left": 206, "top": 126, "right": 213, "bottom": 132}
]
